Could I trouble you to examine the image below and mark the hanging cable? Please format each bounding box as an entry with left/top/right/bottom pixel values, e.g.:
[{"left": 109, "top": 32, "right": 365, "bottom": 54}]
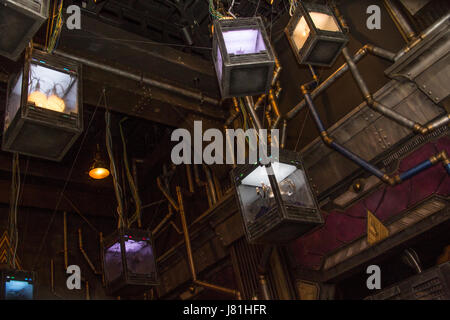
[{"left": 119, "top": 118, "right": 142, "bottom": 228}]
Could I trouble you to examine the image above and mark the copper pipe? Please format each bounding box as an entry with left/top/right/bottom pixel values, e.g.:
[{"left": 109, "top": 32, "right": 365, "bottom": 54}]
[
  {"left": 157, "top": 176, "right": 179, "bottom": 211},
  {"left": 50, "top": 259, "right": 55, "bottom": 293},
  {"left": 63, "top": 211, "right": 68, "bottom": 270},
  {"left": 176, "top": 186, "right": 241, "bottom": 299},
  {"left": 152, "top": 205, "right": 174, "bottom": 235},
  {"left": 384, "top": 0, "right": 416, "bottom": 42},
  {"left": 99, "top": 232, "right": 105, "bottom": 286},
  {"left": 176, "top": 186, "right": 197, "bottom": 281},
  {"left": 194, "top": 280, "right": 241, "bottom": 298},
  {"left": 186, "top": 164, "right": 195, "bottom": 193},
  {"left": 169, "top": 221, "right": 183, "bottom": 235},
  {"left": 78, "top": 228, "right": 100, "bottom": 274},
  {"left": 86, "top": 281, "right": 90, "bottom": 300}
]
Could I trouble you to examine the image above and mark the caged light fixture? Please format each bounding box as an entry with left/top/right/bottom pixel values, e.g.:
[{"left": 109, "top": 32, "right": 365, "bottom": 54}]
[
  {"left": 285, "top": 1, "right": 348, "bottom": 67},
  {"left": 231, "top": 148, "right": 323, "bottom": 244},
  {"left": 212, "top": 17, "right": 276, "bottom": 98},
  {"left": 102, "top": 228, "right": 159, "bottom": 296},
  {"left": 2, "top": 49, "right": 83, "bottom": 161}
]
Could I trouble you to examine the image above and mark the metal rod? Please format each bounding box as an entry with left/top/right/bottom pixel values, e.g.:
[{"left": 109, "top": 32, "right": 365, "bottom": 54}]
[
  {"left": 50, "top": 259, "right": 55, "bottom": 293},
  {"left": 157, "top": 176, "right": 179, "bottom": 211},
  {"left": 63, "top": 211, "right": 68, "bottom": 270},
  {"left": 34, "top": 47, "right": 220, "bottom": 106},
  {"left": 384, "top": 0, "right": 416, "bottom": 42},
  {"left": 281, "top": 120, "right": 287, "bottom": 149},
  {"left": 78, "top": 228, "right": 100, "bottom": 274},
  {"left": 186, "top": 164, "right": 195, "bottom": 193},
  {"left": 203, "top": 165, "right": 217, "bottom": 205},
  {"left": 286, "top": 47, "right": 367, "bottom": 120},
  {"left": 176, "top": 186, "right": 197, "bottom": 281},
  {"left": 152, "top": 205, "right": 173, "bottom": 235}
]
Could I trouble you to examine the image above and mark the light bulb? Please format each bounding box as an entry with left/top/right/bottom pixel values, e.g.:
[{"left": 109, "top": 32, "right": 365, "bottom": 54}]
[
  {"left": 46, "top": 94, "right": 66, "bottom": 112},
  {"left": 89, "top": 167, "right": 110, "bottom": 180},
  {"left": 28, "top": 91, "right": 47, "bottom": 108}
]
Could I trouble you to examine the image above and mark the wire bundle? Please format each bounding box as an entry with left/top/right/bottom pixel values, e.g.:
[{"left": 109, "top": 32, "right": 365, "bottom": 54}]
[
  {"left": 46, "top": 0, "right": 65, "bottom": 53},
  {"left": 105, "top": 110, "right": 126, "bottom": 229},
  {"left": 119, "top": 118, "right": 142, "bottom": 228},
  {"left": 8, "top": 153, "right": 20, "bottom": 268}
]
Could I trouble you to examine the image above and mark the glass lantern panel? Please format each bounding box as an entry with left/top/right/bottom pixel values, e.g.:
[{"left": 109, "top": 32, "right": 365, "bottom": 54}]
[
  {"left": 238, "top": 163, "right": 316, "bottom": 223},
  {"left": 4, "top": 280, "right": 33, "bottom": 300},
  {"left": 124, "top": 239, "right": 156, "bottom": 275},
  {"left": 310, "top": 12, "right": 340, "bottom": 32},
  {"left": 104, "top": 242, "right": 123, "bottom": 283},
  {"left": 222, "top": 29, "right": 266, "bottom": 55},
  {"left": 27, "top": 61, "right": 78, "bottom": 115},
  {"left": 4, "top": 72, "right": 23, "bottom": 133},
  {"left": 216, "top": 45, "right": 223, "bottom": 81},
  {"left": 292, "top": 16, "right": 311, "bottom": 52}
]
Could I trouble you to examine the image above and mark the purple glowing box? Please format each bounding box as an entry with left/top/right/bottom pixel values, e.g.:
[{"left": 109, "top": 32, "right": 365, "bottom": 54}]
[
  {"left": 285, "top": 2, "right": 348, "bottom": 67},
  {"left": 212, "top": 17, "right": 275, "bottom": 98},
  {"left": 102, "top": 228, "right": 158, "bottom": 296}
]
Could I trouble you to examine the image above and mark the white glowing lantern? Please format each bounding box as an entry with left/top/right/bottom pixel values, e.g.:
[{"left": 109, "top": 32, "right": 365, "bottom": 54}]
[
  {"left": 2, "top": 49, "right": 83, "bottom": 161},
  {"left": 285, "top": 2, "right": 348, "bottom": 67},
  {"left": 231, "top": 149, "right": 323, "bottom": 244}
]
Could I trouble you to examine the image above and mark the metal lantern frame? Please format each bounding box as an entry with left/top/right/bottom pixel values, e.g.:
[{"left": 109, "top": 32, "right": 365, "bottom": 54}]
[
  {"left": 2, "top": 49, "right": 83, "bottom": 161},
  {"left": 285, "top": 1, "right": 348, "bottom": 67},
  {"left": 0, "top": 0, "right": 49, "bottom": 60},
  {"left": 102, "top": 228, "right": 159, "bottom": 296},
  {"left": 212, "top": 17, "right": 276, "bottom": 98},
  {"left": 231, "top": 149, "right": 323, "bottom": 244}
]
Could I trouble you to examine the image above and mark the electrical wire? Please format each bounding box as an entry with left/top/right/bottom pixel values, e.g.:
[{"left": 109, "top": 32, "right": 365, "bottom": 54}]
[
  {"left": 119, "top": 117, "right": 142, "bottom": 228},
  {"left": 32, "top": 90, "right": 103, "bottom": 270}
]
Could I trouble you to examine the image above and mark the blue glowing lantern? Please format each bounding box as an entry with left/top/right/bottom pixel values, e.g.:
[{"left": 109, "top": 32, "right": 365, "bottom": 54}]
[
  {"left": 102, "top": 228, "right": 158, "bottom": 296},
  {"left": 0, "top": 269, "right": 36, "bottom": 300}
]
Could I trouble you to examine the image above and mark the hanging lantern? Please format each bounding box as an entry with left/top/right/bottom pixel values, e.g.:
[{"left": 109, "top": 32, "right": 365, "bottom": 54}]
[
  {"left": 102, "top": 228, "right": 158, "bottom": 296},
  {"left": 231, "top": 149, "right": 323, "bottom": 244},
  {"left": 89, "top": 144, "right": 110, "bottom": 180},
  {"left": 212, "top": 17, "right": 276, "bottom": 98},
  {"left": 2, "top": 49, "right": 83, "bottom": 161},
  {"left": 0, "top": 0, "right": 49, "bottom": 61},
  {"left": 0, "top": 269, "right": 36, "bottom": 300},
  {"left": 285, "top": 1, "right": 348, "bottom": 67}
]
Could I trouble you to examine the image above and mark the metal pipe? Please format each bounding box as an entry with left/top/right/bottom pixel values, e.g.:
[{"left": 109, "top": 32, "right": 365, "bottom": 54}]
[
  {"left": 99, "top": 232, "right": 105, "bottom": 286},
  {"left": 342, "top": 47, "right": 421, "bottom": 132},
  {"left": 224, "top": 125, "right": 237, "bottom": 168},
  {"left": 384, "top": 0, "right": 416, "bottom": 42},
  {"left": 78, "top": 228, "right": 100, "bottom": 274},
  {"left": 193, "top": 164, "right": 213, "bottom": 206},
  {"left": 395, "top": 13, "right": 450, "bottom": 61},
  {"left": 63, "top": 211, "right": 68, "bottom": 270},
  {"left": 281, "top": 120, "right": 287, "bottom": 149},
  {"left": 186, "top": 164, "right": 195, "bottom": 193},
  {"left": 286, "top": 47, "right": 367, "bottom": 120},
  {"left": 203, "top": 165, "right": 217, "bottom": 205},
  {"left": 303, "top": 85, "right": 450, "bottom": 186},
  {"left": 194, "top": 280, "right": 241, "bottom": 298},
  {"left": 35, "top": 47, "right": 220, "bottom": 106},
  {"left": 176, "top": 186, "right": 241, "bottom": 299},
  {"left": 152, "top": 205, "right": 174, "bottom": 235},
  {"left": 176, "top": 186, "right": 197, "bottom": 281},
  {"left": 86, "top": 281, "right": 90, "bottom": 300},
  {"left": 157, "top": 176, "right": 179, "bottom": 211},
  {"left": 50, "top": 259, "right": 55, "bottom": 293},
  {"left": 258, "top": 275, "right": 270, "bottom": 300}
]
